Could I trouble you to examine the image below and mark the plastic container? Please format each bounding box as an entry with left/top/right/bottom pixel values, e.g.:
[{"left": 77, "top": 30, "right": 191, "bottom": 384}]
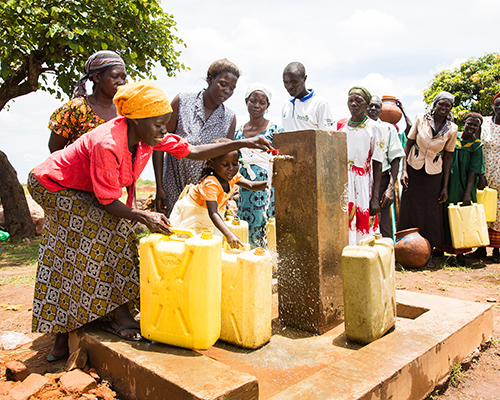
[
  {"left": 140, "top": 229, "right": 223, "bottom": 349},
  {"left": 224, "top": 217, "right": 249, "bottom": 244},
  {"left": 220, "top": 246, "right": 273, "bottom": 349},
  {"left": 448, "top": 203, "right": 490, "bottom": 249},
  {"left": 341, "top": 234, "right": 396, "bottom": 344},
  {"left": 266, "top": 218, "right": 276, "bottom": 252},
  {"left": 380, "top": 96, "right": 402, "bottom": 124},
  {"left": 477, "top": 187, "right": 497, "bottom": 222},
  {"left": 265, "top": 217, "right": 278, "bottom": 272}
]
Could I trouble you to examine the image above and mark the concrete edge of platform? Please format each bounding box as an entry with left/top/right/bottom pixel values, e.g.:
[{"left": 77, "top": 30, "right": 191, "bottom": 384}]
[
  {"left": 268, "top": 290, "right": 493, "bottom": 400},
  {"left": 75, "top": 322, "right": 258, "bottom": 400}
]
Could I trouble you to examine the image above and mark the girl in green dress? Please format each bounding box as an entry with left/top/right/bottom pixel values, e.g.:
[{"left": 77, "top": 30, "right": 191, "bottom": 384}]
[{"left": 436, "top": 112, "right": 484, "bottom": 265}]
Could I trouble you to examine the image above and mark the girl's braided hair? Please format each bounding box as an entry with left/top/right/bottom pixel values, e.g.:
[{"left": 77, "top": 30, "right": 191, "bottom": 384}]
[{"left": 198, "top": 138, "right": 240, "bottom": 184}]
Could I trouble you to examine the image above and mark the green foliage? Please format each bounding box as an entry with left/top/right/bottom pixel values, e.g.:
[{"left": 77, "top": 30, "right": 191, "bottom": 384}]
[
  {"left": 423, "top": 53, "right": 500, "bottom": 127},
  {"left": 0, "top": 0, "right": 186, "bottom": 109}
]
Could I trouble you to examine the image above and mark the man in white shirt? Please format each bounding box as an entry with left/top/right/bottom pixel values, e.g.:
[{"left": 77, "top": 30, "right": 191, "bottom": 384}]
[
  {"left": 366, "top": 95, "right": 406, "bottom": 238},
  {"left": 281, "top": 62, "right": 334, "bottom": 131}
]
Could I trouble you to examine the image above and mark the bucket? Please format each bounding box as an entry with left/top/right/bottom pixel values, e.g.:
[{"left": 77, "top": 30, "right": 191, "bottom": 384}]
[
  {"left": 448, "top": 203, "right": 489, "bottom": 249},
  {"left": 139, "top": 229, "right": 222, "bottom": 349},
  {"left": 341, "top": 234, "right": 396, "bottom": 344},
  {"left": 477, "top": 187, "right": 497, "bottom": 222},
  {"left": 220, "top": 246, "right": 272, "bottom": 348}
]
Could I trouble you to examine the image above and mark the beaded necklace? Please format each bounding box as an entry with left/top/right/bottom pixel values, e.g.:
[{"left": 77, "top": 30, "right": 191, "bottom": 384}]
[{"left": 347, "top": 115, "right": 367, "bottom": 130}]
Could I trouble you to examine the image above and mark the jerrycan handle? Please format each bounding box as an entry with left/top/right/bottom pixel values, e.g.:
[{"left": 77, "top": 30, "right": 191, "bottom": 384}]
[
  {"left": 166, "top": 228, "right": 195, "bottom": 242},
  {"left": 357, "top": 236, "right": 376, "bottom": 247}
]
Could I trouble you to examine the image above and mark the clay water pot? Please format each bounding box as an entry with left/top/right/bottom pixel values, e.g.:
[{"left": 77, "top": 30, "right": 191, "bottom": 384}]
[
  {"left": 394, "top": 228, "right": 431, "bottom": 269},
  {"left": 380, "top": 96, "right": 402, "bottom": 124}
]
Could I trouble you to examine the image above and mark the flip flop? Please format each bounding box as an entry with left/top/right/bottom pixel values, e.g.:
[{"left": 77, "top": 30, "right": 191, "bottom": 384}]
[
  {"left": 101, "top": 321, "right": 145, "bottom": 342},
  {"left": 47, "top": 352, "right": 69, "bottom": 362}
]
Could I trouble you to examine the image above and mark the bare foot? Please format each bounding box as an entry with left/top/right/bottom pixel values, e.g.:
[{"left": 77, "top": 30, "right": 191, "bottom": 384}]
[{"left": 110, "top": 304, "right": 141, "bottom": 340}]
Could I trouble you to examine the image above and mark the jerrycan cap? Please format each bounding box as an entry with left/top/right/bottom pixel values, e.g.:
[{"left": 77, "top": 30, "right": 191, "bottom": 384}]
[
  {"left": 254, "top": 247, "right": 266, "bottom": 256},
  {"left": 201, "top": 230, "right": 213, "bottom": 240},
  {"left": 268, "top": 218, "right": 275, "bottom": 223},
  {"left": 232, "top": 217, "right": 241, "bottom": 226},
  {"left": 374, "top": 233, "right": 382, "bottom": 240}
]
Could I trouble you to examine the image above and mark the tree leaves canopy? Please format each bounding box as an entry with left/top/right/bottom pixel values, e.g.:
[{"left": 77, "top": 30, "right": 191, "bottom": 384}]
[
  {"left": 0, "top": 0, "right": 186, "bottom": 110},
  {"left": 423, "top": 52, "right": 500, "bottom": 127}
]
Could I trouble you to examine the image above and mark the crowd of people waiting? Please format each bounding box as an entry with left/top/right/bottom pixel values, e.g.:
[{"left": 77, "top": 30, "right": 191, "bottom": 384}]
[{"left": 27, "top": 50, "right": 500, "bottom": 359}]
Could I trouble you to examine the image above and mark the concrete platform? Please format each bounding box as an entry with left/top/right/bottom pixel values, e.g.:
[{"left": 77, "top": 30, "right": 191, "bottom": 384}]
[{"left": 75, "top": 290, "right": 493, "bottom": 400}]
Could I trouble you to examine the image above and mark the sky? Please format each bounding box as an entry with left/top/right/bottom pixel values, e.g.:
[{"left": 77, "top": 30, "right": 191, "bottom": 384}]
[{"left": 1, "top": 0, "right": 499, "bottom": 182}]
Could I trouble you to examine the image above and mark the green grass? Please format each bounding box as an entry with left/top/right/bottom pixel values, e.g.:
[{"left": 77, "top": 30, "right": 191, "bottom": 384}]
[
  {"left": 136, "top": 178, "right": 155, "bottom": 187},
  {"left": 0, "top": 237, "right": 40, "bottom": 268},
  {"left": 0, "top": 274, "right": 36, "bottom": 286},
  {"left": 450, "top": 364, "right": 464, "bottom": 387}
]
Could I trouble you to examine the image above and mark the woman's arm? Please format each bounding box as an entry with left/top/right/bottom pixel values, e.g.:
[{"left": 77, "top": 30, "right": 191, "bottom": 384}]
[
  {"left": 166, "top": 95, "right": 180, "bottom": 133},
  {"left": 462, "top": 172, "right": 476, "bottom": 206},
  {"left": 438, "top": 151, "right": 453, "bottom": 204},
  {"left": 370, "top": 160, "right": 382, "bottom": 215},
  {"left": 187, "top": 136, "right": 273, "bottom": 160},
  {"left": 226, "top": 116, "right": 236, "bottom": 140},
  {"left": 153, "top": 150, "right": 167, "bottom": 214},
  {"left": 237, "top": 177, "right": 268, "bottom": 191},
  {"left": 103, "top": 199, "right": 172, "bottom": 235},
  {"left": 206, "top": 200, "right": 243, "bottom": 248},
  {"left": 400, "top": 138, "right": 415, "bottom": 189},
  {"left": 48, "top": 132, "right": 69, "bottom": 153},
  {"left": 153, "top": 94, "right": 180, "bottom": 214}
]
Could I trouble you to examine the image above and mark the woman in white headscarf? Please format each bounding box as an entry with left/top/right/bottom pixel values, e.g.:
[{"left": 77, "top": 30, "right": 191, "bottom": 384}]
[
  {"left": 398, "top": 91, "right": 458, "bottom": 268},
  {"left": 234, "top": 84, "right": 284, "bottom": 247}
]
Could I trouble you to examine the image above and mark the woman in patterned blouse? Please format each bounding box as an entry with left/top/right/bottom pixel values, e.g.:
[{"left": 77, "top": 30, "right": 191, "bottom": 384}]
[{"left": 47, "top": 50, "right": 127, "bottom": 153}]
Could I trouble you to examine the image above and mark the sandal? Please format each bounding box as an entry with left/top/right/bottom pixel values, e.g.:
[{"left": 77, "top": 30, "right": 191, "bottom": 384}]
[
  {"left": 492, "top": 248, "right": 500, "bottom": 263},
  {"left": 101, "top": 321, "right": 145, "bottom": 342},
  {"left": 46, "top": 352, "right": 69, "bottom": 362}
]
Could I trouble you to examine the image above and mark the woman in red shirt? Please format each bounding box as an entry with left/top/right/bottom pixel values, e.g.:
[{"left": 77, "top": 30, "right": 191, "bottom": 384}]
[{"left": 29, "top": 80, "right": 273, "bottom": 361}]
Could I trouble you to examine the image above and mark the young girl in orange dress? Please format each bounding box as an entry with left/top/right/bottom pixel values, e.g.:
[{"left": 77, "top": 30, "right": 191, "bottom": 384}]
[{"left": 169, "top": 139, "right": 269, "bottom": 248}]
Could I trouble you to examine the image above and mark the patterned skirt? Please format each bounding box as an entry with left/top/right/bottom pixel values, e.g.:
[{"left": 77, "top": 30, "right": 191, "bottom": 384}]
[{"left": 27, "top": 172, "right": 140, "bottom": 334}]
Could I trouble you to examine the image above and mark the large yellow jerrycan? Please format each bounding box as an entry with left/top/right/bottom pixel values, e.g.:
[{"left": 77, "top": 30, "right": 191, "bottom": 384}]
[
  {"left": 140, "top": 229, "right": 222, "bottom": 350},
  {"left": 265, "top": 217, "right": 278, "bottom": 272},
  {"left": 224, "top": 217, "right": 249, "bottom": 244},
  {"left": 448, "top": 203, "right": 490, "bottom": 249},
  {"left": 341, "top": 234, "right": 396, "bottom": 344},
  {"left": 220, "top": 245, "right": 273, "bottom": 349},
  {"left": 477, "top": 187, "right": 497, "bottom": 222}
]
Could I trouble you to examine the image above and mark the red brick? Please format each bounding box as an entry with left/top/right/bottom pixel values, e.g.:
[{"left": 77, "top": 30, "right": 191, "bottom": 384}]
[
  {"left": 59, "top": 369, "right": 97, "bottom": 394},
  {"left": 5, "top": 361, "right": 30, "bottom": 382},
  {"left": 8, "top": 373, "right": 49, "bottom": 400},
  {"left": 0, "top": 380, "right": 16, "bottom": 395}
]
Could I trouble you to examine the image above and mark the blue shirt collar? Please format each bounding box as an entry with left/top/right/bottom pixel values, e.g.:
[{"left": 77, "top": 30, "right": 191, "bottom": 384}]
[{"left": 289, "top": 88, "right": 315, "bottom": 103}]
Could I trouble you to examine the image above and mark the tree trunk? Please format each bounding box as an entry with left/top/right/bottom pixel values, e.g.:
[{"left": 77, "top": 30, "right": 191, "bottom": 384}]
[{"left": 0, "top": 150, "right": 34, "bottom": 238}]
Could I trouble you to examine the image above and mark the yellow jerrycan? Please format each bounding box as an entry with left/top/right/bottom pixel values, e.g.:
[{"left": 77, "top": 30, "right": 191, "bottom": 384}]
[
  {"left": 448, "top": 203, "right": 490, "bottom": 249},
  {"left": 224, "top": 217, "right": 249, "bottom": 244},
  {"left": 341, "top": 234, "right": 396, "bottom": 344},
  {"left": 265, "top": 217, "right": 278, "bottom": 272},
  {"left": 477, "top": 187, "right": 497, "bottom": 222},
  {"left": 140, "top": 229, "right": 222, "bottom": 350},
  {"left": 220, "top": 245, "right": 273, "bottom": 349}
]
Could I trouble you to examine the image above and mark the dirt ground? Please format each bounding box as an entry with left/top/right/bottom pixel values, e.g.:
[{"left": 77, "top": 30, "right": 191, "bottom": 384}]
[{"left": 1, "top": 242, "right": 499, "bottom": 399}]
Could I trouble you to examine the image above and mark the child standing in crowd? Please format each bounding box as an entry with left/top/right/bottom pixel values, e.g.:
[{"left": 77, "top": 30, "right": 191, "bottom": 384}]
[{"left": 169, "top": 139, "right": 270, "bottom": 248}]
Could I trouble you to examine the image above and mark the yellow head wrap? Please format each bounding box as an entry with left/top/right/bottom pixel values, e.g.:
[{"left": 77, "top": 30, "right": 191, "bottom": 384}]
[{"left": 114, "top": 80, "right": 173, "bottom": 119}]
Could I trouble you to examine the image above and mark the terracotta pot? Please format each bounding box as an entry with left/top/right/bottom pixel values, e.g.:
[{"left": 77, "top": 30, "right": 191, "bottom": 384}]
[
  {"left": 394, "top": 228, "right": 431, "bottom": 269},
  {"left": 380, "top": 96, "right": 402, "bottom": 124}
]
